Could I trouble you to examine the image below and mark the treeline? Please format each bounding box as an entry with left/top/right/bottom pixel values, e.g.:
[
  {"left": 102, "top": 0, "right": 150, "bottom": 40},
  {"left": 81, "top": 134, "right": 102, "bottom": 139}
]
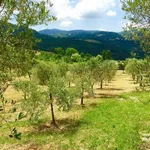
[{"left": 36, "top": 47, "right": 112, "bottom": 62}]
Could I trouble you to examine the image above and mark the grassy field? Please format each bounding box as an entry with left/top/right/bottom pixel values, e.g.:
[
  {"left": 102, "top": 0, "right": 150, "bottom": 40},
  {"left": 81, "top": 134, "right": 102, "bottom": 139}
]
[
  {"left": 1, "top": 72, "right": 150, "bottom": 150},
  {"left": 1, "top": 91, "right": 150, "bottom": 150}
]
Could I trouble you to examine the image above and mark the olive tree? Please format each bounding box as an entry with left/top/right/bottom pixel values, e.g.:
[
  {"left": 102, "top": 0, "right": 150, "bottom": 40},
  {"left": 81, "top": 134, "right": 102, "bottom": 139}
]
[
  {"left": 125, "top": 58, "right": 140, "bottom": 80},
  {"left": 33, "top": 62, "right": 75, "bottom": 126},
  {"left": 94, "top": 60, "right": 118, "bottom": 89},
  {"left": 87, "top": 57, "right": 99, "bottom": 97},
  {"left": 0, "top": 0, "right": 55, "bottom": 138},
  {"left": 105, "top": 60, "right": 118, "bottom": 83},
  {"left": 121, "top": 0, "right": 150, "bottom": 90},
  {"left": 94, "top": 61, "right": 107, "bottom": 89},
  {"left": 13, "top": 81, "right": 47, "bottom": 122},
  {"left": 0, "top": 0, "right": 55, "bottom": 75},
  {"left": 72, "top": 62, "right": 92, "bottom": 105},
  {"left": 66, "top": 64, "right": 76, "bottom": 88},
  {"left": 0, "top": 73, "right": 13, "bottom": 112},
  {"left": 121, "top": 0, "right": 150, "bottom": 51},
  {"left": 125, "top": 58, "right": 149, "bottom": 88}
]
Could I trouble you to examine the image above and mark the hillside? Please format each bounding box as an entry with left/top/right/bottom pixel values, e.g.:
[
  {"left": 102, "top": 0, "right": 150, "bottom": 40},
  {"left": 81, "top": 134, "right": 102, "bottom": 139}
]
[{"left": 36, "top": 29, "right": 143, "bottom": 60}]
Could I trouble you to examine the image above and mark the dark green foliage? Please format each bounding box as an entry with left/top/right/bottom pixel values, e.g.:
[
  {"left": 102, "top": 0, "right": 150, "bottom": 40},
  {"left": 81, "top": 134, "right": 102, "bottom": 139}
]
[
  {"left": 54, "top": 47, "right": 65, "bottom": 58},
  {"left": 36, "top": 29, "right": 144, "bottom": 60},
  {"left": 101, "top": 50, "right": 112, "bottom": 60},
  {"left": 65, "top": 48, "right": 78, "bottom": 56}
]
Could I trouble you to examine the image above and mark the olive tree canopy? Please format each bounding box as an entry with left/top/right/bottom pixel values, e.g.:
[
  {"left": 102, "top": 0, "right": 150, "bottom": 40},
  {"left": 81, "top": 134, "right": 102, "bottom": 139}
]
[
  {"left": 121, "top": 0, "right": 150, "bottom": 51},
  {"left": 0, "top": 0, "right": 56, "bottom": 75}
]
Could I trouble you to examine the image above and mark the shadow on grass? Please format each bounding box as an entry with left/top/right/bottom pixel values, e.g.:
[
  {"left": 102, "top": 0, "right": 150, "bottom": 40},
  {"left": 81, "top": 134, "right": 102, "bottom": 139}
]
[
  {"left": 106, "top": 88, "right": 123, "bottom": 91},
  {"left": 95, "top": 93, "right": 119, "bottom": 98},
  {"left": 88, "top": 102, "right": 99, "bottom": 107},
  {"left": 28, "top": 118, "right": 83, "bottom": 137},
  {"left": 96, "top": 87, "right": 123, "bottom": 91}
]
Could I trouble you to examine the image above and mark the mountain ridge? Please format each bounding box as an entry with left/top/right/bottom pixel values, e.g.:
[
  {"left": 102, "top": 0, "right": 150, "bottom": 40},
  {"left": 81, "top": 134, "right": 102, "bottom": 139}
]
[{"left": 35, "top": 29, "right": 143, "bottom": 60}]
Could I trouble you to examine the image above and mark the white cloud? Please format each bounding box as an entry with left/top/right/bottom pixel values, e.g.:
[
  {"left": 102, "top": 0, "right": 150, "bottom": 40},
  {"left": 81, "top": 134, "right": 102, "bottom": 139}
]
[
  {"left": 60, "top": 20, "right": 73, "bottom": 27},
  {"left": 51, "top": 0, "right": 77, "bottom": 20},
  {"left": 31, "top": 25, "right": 47, "bottom": 31},
  {"left": 106, "top": 10, "right": 117, "bottom": 16},
  {"left": 99, "top": 28, "right": 107, "bottom": 31},
  {"left": 111, "top": 2, "right": 116, "bottom": 7},
  {"left": 75, "top": 0, "right": 116, "bottom": 19},
  {"left": 31, "top": 0, "right": 120, "bottom": 30},
  {"left": 50, "top": 0, "right": 117, "bottom": 20}
]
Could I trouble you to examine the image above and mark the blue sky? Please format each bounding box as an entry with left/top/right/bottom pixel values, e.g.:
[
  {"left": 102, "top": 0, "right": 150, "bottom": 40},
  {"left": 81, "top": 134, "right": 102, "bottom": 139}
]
[{"left": 32, "top": 0, "right": 125, "bottom": 32}]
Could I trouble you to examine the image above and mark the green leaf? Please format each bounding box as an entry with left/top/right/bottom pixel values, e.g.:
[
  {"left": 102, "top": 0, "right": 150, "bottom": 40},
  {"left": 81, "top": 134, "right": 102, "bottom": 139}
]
[
  {"left": 18, "top": 112, "right": 26, "bottom": 120},
  {"left": 11, "top": 128, "right": 22, "bottom": 140},
  {"left": 14, "top": 133, "right": 22, "bottom": 140}
]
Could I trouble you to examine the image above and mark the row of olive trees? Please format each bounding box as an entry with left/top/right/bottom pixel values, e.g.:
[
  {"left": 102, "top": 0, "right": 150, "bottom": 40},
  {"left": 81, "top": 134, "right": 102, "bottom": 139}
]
[
  {"left": 13, "top": 58, "right": 118, "bottom": 126},
  {"left": 125, "top": 58, "right": 150, "bottom": 90},
  {"left": 120, "top": 0, "right": 150, "bottom": 90}
]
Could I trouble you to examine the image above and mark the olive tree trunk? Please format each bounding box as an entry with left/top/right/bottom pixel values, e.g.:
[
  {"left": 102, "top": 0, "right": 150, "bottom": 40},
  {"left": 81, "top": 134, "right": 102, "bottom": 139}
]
[
  {"left": 100, "top": 80, "right": 103, "bottom": 89},
  {"left": 49, "top": 93, "right": 56, "bottom": 126},
  {"left": 81, "top": 96, "right": 84, "bottom": 105}
]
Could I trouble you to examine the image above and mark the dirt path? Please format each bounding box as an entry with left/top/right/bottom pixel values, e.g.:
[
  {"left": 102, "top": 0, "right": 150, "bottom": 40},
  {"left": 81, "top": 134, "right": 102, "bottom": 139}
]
[
  {"left": 94, "top": 70, "right": 138, "bottom": 97},
  {"left": 4, "top": 71, "right": 138, "bottom": 101}
]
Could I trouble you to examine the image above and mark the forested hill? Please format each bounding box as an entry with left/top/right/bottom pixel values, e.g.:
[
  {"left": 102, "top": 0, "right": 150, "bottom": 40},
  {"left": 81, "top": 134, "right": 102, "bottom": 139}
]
[
  {"left": 39, "top": 29, "right": 123, "bottom": 39},
  {"left": 34, "top": 29, "right": 144, "bottom": 60}
]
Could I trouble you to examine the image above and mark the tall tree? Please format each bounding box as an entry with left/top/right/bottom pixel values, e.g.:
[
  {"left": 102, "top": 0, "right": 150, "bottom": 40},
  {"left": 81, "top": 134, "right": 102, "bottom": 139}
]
[
  {"left": 0, "top": 0, "right": 55, "bottom": 74},
  {"left": 0, "top": 0, "right": 55, "bottom": 138},
  {"left": 120, "top": 0, "right": 150, "bottom": 51}
]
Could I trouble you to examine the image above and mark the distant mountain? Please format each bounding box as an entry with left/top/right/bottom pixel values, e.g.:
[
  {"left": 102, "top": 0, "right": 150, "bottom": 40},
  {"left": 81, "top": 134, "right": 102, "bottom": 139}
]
[
  {"left": 3, "top": 23, "right": 143, "bottom": 60},
  {"left": 39, "top": 29, "right": 123, "bottom": 39},
  {"left": 35, "top": 29, "right": 143, "bottom": 60},
  {"left": 39, "top": 29, "right": 67, "bottom": 35}
]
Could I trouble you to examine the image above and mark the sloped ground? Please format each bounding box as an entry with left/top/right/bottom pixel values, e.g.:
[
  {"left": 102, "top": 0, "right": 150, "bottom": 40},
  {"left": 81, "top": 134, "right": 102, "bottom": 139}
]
[{"left": 1, "top": 71, "right": 150, "bottom": 150}]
